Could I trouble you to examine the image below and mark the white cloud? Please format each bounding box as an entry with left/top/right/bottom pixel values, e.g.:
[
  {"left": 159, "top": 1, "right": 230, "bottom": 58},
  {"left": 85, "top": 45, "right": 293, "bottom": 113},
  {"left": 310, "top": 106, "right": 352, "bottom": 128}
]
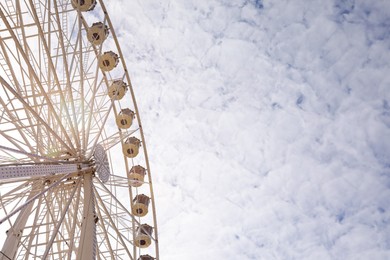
[{"left": 109, "top": 0, "right": 390, "bottom": 259}]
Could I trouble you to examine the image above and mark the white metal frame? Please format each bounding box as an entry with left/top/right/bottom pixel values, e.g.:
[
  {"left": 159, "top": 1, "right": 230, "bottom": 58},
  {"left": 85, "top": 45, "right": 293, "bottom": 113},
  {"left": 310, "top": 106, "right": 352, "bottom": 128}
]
[{"left": 0, "top": 0, "right": 159, "bottom": 259}]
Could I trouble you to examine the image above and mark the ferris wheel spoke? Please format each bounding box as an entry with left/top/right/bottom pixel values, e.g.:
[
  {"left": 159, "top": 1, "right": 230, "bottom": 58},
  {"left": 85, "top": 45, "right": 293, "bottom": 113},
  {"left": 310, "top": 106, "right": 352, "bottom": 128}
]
[
  {"left": 94, "top": 179, "right": 155, "bottom": 239},
  {"left": 24, "top": 193, "right": 44, "bottom": 258},
  {"left": 85, "top": 101, "right": 114, "bottom": 157},
  {"left": 0, "top": 180, "right": 36, "bottom": 195},
  {"left": 53, "top": 0, "right": 82, "bottom": 150},
  {"left": 0, "top": 184, "right": 38, "bottom": 260},
  {"left": 0, "top": 48, "right": 42, "bottom": 157},
  {"left": 41, "top": 190, "right": 60, "bottom": 257},
  {"left": 16, "top": 6, "right": 49, "bottom": 86},
  {"left": 0, "top": 108, "right": 44, "bottom": 162},
  {"left": 0, "top": 184, "right": 31, "bottom": 225},
  {"left": 77, "top": 11, "right": 88, "bottom": 155},
  {"left": 93, "top": 186, "right": 134, "bottom": 260},
  {"left": 65, "top": 11, "right": 107, "bottom": 156},
  {"left": 37, "top": 183, "right": 77, "bottom": 258},
  {"left": 94, "top": 196, "right": 116, "bottom": 259},
  {"left": 0, "top": 171, "right": 75, "bottom": 225},
  {"left": 42, "top": 179, "right": 80, "bottom": 259},
  {"left": 0, "top": 181, "right": 29, "bottom": 203},
  {"left": 87, "top": 129, "right": 138, "bottom": 160},
  {"left": 0, "top": 138, "right": 31, "bottom": 164},
  {"left": 0, "top": 9, "right": 76, "bottom": 155},
  {"left": 26, "top": 0, "right": 80, "bottom": 152},
  {"left": 0, "top": 111, "right": 36, "bottom": 159},
  {"left": 0, "top": 76, "right": 74, "bottom": 155},
  {"left": 84, "top": 73, "right": 110, "bottom": 154},
  {"left": 0, "top": 144, "right": 61, "bottom": 164},
  {"left": 97, "top": 217, "right": 133, "bottom": 259}
]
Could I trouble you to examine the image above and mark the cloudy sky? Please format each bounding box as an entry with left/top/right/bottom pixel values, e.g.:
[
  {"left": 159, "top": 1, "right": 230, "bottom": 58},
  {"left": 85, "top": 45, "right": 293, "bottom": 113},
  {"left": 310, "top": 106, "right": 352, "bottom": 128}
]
[{"left": 105, "top": 0, "right": 390, "bottom": 259}]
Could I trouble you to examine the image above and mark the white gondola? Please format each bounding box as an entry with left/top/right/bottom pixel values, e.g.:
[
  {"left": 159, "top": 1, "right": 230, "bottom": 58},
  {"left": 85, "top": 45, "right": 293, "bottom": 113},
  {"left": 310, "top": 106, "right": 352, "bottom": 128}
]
[
  {"left": 132, "top": 194, "right": 150, "bottom": 217},
  {"left": 87, "top": 22, "right": 109, "bottom": 45},
  {"left": 129, "top": 165, "right": 146, "bottom": 187},
  {"left": 71, "top": 0, "right": 97, "bottom": 11},
  {"left": 109, "top": 80, "right": 127, "bottom": 100},
  {"left": 99, "top": 51, "right": 119, "bottom": 71},
  {"left": 122, "top": 137, "right": 141, "bottom": 158},
  {"left": 116, "top": 108, "right": 135, "bottom": 129},
  {"left": 135, "top": 224, "right": 153, "bottom": 248},
  {"left": 137, "top": 255, "right": 155, "bottom": 260}
]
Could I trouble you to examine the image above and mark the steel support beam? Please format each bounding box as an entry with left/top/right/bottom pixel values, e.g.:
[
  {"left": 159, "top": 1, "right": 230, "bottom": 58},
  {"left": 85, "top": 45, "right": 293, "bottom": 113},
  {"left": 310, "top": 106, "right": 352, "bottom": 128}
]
[
  {"left": 0, "top": 185, "right": 38, "bottom": 260},
  {"left": 77, "top": 172, "right": 97, "bottom": 260}
]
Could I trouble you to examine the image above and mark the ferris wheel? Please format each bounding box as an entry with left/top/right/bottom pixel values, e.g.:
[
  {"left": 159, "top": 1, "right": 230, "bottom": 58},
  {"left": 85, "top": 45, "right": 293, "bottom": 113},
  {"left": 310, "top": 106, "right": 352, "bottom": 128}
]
[{"left": 0, "top": 0, "right": 159, "bottom": 259}]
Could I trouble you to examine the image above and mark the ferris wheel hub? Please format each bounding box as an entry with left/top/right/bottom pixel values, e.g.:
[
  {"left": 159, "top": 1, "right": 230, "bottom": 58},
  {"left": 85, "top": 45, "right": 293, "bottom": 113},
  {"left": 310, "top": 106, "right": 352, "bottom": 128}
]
[{"left": 94, "top": 144, "right": 110, "bottom": 183}]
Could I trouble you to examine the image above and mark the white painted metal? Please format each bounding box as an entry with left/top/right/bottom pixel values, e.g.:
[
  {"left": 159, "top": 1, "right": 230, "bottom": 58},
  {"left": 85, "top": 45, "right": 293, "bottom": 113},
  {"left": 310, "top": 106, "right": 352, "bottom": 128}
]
[
  {"left": 0, "top": 171, "right": 77, "bottom": 225},
  {"left": 0, "top": 186, "right": 38, "bottom": 260},
  {"left": 77, "top": 172, "right": 97, "bottom": 260},
  {"left": 42, "top": 179, "right": 80, "bottom": 259},
  {"left": 0, "top": 0, "right": 159, "bottom": 259},
  {"left": 0, "top": 164, "right": 84, "bottom": 180}
]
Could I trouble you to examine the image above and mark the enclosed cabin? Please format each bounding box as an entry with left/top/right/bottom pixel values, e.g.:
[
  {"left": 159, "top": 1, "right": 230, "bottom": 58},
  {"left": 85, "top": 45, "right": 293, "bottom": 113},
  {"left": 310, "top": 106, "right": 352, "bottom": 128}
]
[
  {"left": 99, "top": 51, "right": 119, "bottom": 71},
  {"left": 129, "top": 165, "right": 146, "bottom": 187},
  {"left": 71, "top": 0, "right": 97, "bottom": 11},
  {"left": 132, "top": 194, "right": 150, "bottom": 217},
  {"left": 109, "top": 80, "right": 127, "bottom": 100},
  {"left": 87, "top": 22, "right": 109, "bottom": 45},
  {"left": 135, "top": 224, "right": 153, "bottom": 248},
  {"left": 122, "top": 137, "right": 141, "bottom": 158},
  {"left": 116, "top": 108, "right": 135, "bottom": 129},
  {"left": 138, "top": 255, "right": 155, "bottom": 260}
]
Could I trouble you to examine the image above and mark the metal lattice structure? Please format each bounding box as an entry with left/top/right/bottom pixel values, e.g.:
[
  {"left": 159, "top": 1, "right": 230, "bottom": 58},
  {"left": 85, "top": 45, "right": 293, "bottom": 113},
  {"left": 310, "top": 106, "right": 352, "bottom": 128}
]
[{"left": 0, "top": 0, "right": 159, "bottom": 259}]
